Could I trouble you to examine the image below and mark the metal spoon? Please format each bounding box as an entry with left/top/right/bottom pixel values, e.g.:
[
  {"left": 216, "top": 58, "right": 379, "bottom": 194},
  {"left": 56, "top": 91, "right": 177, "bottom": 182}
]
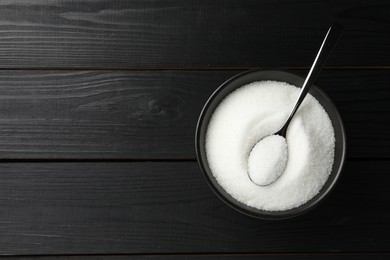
[{"left": 248, "top": 23, "right": 344, "bottom": 186}]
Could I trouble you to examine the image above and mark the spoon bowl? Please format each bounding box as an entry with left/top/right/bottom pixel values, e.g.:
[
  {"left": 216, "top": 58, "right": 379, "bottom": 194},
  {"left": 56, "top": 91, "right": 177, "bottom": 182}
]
[{"left": 195, "top": 69, "right": 346, "bottom": 219}]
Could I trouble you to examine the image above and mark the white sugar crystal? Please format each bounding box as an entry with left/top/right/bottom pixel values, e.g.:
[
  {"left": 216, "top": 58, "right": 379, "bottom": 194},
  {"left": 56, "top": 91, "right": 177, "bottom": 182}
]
[{"left": 205, "top": 81, "right": 335, "bottom": 211}]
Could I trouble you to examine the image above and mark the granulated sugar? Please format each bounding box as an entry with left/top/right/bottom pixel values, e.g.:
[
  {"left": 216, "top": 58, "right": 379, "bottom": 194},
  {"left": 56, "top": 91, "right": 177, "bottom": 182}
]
[
  {"left": 205, "top": 81, "right": 335, "bottom": 211},
  {"left": 248, "top": 135, "right": 288, "bottom": 186}
]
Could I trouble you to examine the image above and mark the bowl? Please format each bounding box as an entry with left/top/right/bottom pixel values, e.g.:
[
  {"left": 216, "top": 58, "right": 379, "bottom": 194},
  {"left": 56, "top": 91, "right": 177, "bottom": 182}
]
[{"left": 195, "top": 69, "right": 346, "bottom": 219}]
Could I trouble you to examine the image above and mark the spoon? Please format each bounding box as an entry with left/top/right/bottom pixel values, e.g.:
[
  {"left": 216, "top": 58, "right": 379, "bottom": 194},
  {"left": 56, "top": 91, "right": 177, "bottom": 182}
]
[{"left": 248, "top": 23, "right": 344, "bottom": 186}]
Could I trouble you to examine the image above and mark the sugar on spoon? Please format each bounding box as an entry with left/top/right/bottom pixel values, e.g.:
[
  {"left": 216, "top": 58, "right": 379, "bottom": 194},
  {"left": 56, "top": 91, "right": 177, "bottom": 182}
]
[{"left": 248, "top": 23, "right": 343, "bottom": 186}]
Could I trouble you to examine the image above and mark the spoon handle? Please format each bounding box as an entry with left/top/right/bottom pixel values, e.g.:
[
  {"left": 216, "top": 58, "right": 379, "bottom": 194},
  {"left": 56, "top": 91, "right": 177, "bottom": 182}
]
[{"left": 279, "top": 23, "right": 344, "bottom": 136}]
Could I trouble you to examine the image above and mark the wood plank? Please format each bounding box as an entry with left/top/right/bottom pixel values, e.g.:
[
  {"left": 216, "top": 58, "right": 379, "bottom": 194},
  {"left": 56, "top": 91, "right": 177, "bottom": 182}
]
[
  {"left": 0, "top": 160, "right": 388, "bottom": 254},
  {"left": 1, "top": 253, "right": 389, "bottom": 260},
  {"left": 0, "top": 0, "right": 387, "bottom": 68},
  {"left": 0, "top": 70, "right": 236, "bottom": 159},
  {"left": 0, "top": 70, "right": 387, "bottom": 159}
]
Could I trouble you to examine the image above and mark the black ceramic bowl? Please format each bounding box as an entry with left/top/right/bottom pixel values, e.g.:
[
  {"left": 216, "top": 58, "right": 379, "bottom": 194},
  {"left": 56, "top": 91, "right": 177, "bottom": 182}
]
[{"left": 195, "top": 69, "right": 346, "bottom": 219}]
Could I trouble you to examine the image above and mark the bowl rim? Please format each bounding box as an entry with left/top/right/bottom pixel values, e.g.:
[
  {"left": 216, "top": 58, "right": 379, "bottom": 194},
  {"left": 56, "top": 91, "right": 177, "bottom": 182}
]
[{"left": 195, "top": 68, "right": 347, "bottom": 219}]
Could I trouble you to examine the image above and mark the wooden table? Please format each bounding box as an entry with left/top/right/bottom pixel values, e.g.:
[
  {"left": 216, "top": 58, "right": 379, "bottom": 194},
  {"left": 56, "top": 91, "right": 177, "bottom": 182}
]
[{"left": 0, "top": 0, "right": 389, "bottom": 259}]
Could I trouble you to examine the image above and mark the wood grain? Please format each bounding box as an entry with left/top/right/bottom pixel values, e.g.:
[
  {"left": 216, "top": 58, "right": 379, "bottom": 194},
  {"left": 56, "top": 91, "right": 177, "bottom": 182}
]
[
  {"left": 0, "top": 70, "right": 387, "bottom": 159},
  {"left": 1, "top": 254, "right": 389, "bottom": 260},
  {"left": 0, "top": 160, "right": 388, "bottom": 255},
  {"left": 0, "top": 0, "right": 387, "bottom": 68}
]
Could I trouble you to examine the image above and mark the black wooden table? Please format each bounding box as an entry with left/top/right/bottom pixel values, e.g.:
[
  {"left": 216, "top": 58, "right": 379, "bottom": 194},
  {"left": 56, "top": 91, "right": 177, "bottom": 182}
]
[{"left": 0, "top": 0, "right": 389, "bottom": 259}]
